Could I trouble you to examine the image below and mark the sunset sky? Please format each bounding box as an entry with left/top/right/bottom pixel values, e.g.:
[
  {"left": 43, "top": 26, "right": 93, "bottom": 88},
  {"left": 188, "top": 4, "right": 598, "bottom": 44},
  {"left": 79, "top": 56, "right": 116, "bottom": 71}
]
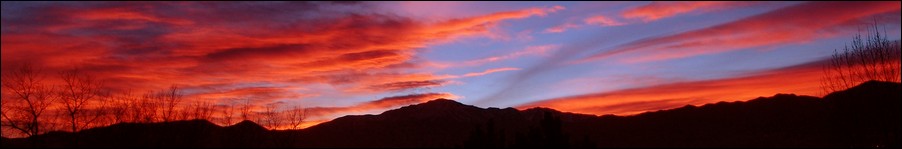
[{"left": 2, "top": 1, "right": 900, "bottom": 126}]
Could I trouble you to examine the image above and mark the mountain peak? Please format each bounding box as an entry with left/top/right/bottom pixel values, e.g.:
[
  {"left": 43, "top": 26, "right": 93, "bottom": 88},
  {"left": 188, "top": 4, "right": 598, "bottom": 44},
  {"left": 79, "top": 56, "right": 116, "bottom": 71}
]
[
  {"left": 381, "top": 98, "right": 476, "bottom": 115},
  {"left": 228, "top": 120, "right": 267, "bottom": 131},
  {"left": 420, "top": 98, "right": 464, "bottom": 107}
]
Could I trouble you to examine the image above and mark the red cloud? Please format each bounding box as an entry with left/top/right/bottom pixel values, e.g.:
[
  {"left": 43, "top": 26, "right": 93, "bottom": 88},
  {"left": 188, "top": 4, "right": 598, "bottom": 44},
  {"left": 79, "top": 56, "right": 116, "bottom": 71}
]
[
  {"left": 366, "top": 80, "right": 448, "bottom": 92},
  {"left": 580, "top": 1, "right": 901, "bottom": 63},
  {"left": 2, "top": 3, "right": 560, "bottom": 133},
  {"left": 522, "top": 53, "right": 901, "bottom": 116},
  {"left": 519, "top": 59, "right": 831, "bottom": 115},
  {"left": 188, "top": 86, "right": 313, "bottom": 105},
  {"left": 2, "top": 2, "right": 558, "bottom": 102},
  {"left": 416, "top": 5, "right": 564, "bottom": 43},
  {"left": 622, "top": 1, "right": 752, "bottom": 22}
]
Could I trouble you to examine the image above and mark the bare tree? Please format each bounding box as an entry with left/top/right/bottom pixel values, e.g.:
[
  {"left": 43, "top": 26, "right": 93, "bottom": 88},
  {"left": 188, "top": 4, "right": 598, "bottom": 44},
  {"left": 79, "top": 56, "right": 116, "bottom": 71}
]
[
  {"left": 286, "top": 106, "right": 307, "bottom": 129},
  {"left": 107, "top": 91, "right": 135, "bottom": 124},
  {"left": 260, "top": 103, "right": 282, "bottom": 129},
  {"left": 57, "top": 68, "right": 105, "bottom": 132},
  {"left": 219, "top": 103, "right": 236, "bottom": 126},
  {"left": 822, "top": 24, "right": 901, "bottom": 93},
  {"left": 239, "top": 98, "right": 253, "bottom": 121},
  {"left": 188, "top": 100, "right": 214, "bottom": 120},
  {"left": 137, "top": 92, "right": 160, "bottom": 123},
  {"left": 177, "top": 101, "right": 191, "bottom": 121},
  {"left": 1, "top": 92, "right": 10, "bottom": 138},
  {"left": 91, "top": 90, "right": 114, "bottom": 127},
  {"left": 0, "top": 64, "right": 58, "bottom": 137},
  {"left": 159, "top": 85, "right": 183, "bottom": 122},
  {"left": 79, "top": 102, "right": 108, "bottom": 129}
]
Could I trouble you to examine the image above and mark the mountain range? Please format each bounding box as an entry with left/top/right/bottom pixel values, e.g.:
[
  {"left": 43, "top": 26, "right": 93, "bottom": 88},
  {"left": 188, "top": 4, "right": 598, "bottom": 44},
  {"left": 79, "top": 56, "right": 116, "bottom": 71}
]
[{"left": 2, "top": 81, "right": 899, "bottom": 148}]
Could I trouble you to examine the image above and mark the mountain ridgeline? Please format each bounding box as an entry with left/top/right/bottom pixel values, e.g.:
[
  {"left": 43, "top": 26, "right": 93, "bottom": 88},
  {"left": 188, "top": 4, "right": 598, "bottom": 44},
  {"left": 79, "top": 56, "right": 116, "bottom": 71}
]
[{"left": 2, "top": 81, "right": 899, "bottom": 148}]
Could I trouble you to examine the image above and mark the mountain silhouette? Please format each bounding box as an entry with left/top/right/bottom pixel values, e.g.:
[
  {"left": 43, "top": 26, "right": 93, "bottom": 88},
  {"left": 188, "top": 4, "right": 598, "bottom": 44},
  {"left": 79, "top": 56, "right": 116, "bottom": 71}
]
[
  {"left": 228, "top": 120, "right": 268, "bottom": 132},
  {"left": 2, "top": 81, "right": 899, "bottom": 148}
]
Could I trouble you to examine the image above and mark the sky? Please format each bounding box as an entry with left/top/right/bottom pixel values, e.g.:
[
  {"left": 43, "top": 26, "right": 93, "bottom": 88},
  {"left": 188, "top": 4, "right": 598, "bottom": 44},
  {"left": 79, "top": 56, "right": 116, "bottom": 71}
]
[{"left": 2, "top": 1, "right": 901, "bottom": 127}]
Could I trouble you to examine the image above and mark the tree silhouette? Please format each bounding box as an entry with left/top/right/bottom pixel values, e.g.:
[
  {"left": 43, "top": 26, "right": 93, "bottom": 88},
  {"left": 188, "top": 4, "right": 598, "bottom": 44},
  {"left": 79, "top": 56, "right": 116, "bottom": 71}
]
[
  {"left": 105, "top": 91, "right": 134, "bottom": 124},
  {"left": 822, "top": 23, "right": 901, "bottom": 93},
  {"left": 137, "top": 92, "right": 160, "bottom": 123},
  {"left": 218, "top": 102, "right": 236, "bottom": 126},
  {"left": 285, "top": 106, "right": 307, "bottom": 129},
  {"left": 239, "top": 98, "right": 253, "bottom": 121},
  {"left": 1, "top": 64, "right": 58, "bottom": 137},
  {"left": 188, "top": 100, "right": 215, "bottom": 120},
  {"left": 159, "top": 85, "right": 184, "bottom": 122},
  {"left": 57, "top": 68, "right": 105, "bottom": 133},
  {"left": 260, "top": 102, "right": 282, "bottom": 129},
  {"left": 0, "top": 64, "right": 324, "bottom": 138}
]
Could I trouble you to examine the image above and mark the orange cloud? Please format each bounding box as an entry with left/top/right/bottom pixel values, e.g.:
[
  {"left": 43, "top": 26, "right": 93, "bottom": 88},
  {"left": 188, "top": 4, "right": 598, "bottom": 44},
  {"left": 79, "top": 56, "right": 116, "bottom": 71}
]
[
  {"left": 583, "top": 15, "right": 625, "bottom": 26},
  {"left": 544, "top": 22, "right": 581, "bottom": 33},
  {"left": 187, "top": 87, "right": 313, "bottom": 105},
  {"left": 366, "top": 80, "right": 449, "bottom": 92},
  {"left": 1, "top": 3, "right": 562, "bottom": 133},
  {"left": 580, "top": 1, "right": 901, "bottom": 63},
  {"left": 462, "top": 67, "right": 521, "bottom": 77},
  {"left": 519, "top": 59, "right": 830, "bottom": 116},
  {"left": 622, "top": 1, "right": 748, "bottom": 22},
  {"left": 2, "top": 2, "right": 559, "bottom": 102},
  {"left": 72, "top": 6, "right": 194, "bottom": 26},
  {"left": 420, "top": 5, "right": 564, "bottom": 43}
]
